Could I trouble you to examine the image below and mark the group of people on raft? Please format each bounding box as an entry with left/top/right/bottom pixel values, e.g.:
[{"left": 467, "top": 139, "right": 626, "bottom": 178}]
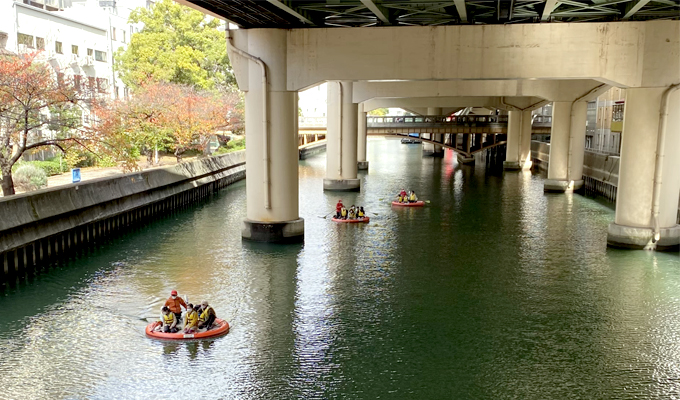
[
  {"left": 155, "top": 290, "right": 217, "bottom": 334},
  {"left": 335, "top": 200, "right": 367, "bottom": 220},
  {"left": 396, "top": 189, "right": 418, "bottom": 203}
]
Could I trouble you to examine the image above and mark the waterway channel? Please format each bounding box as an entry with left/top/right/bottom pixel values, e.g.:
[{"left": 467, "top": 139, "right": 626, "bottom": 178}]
[{"left": 1, "top": 137, "right": 680, "bottom": 399}]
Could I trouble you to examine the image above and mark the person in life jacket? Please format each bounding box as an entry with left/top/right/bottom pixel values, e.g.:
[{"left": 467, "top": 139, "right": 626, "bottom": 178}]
[
  {"left": 348, "top": 205, "right": 356, "bottom": 219},
  {"left": 399, "top": 189, "right": 408, "bottom": 202},
  {"left": 183, "top": 303, "right": 199, "bottom": 333},
  {"left": 164, "top": 290, "right": 187, "bottom": 322},
  {"left": 357, "top": 207, "right": 365, "bottom": 218},
  {"left": 160, "top": 306, "right": 179, "bottom": 333},
  {"left": 198, "top": 301, "right": 216, "bottom": 330},
  {"left": 409, "top": 191, "right": 417, "bottom": 203},
  {"left": 335, "top": 200, "right": 344, "bottom": 219},
  {"left": 340, "top": 206, "right": 348, "bottom": 220}
]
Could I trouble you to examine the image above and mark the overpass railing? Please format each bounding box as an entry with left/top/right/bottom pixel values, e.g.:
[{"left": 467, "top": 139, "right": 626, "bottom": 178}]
[{"left": 367, "top": 115, "right": 509, "bottom": 126}]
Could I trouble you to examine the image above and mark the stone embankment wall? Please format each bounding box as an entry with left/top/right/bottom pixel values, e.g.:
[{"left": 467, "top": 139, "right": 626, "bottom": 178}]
[
  {"left": 531, "top": 141, "right": 620, "bottom": 202},
  {"left": 299, "top": 140, "right": 327, "bottom": 160},
  {"left": 0, "top": 151, "right": 245, "bottom": 284}
]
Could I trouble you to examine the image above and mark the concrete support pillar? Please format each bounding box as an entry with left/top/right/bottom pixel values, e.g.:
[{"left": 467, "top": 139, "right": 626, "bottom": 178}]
[
  {"left": 503, "top": 110, "right": 532, "bottom": 170},
  {"left": 607, "top": 87, "right": 680, "bottom": 250},
  {"left": 240, "top": 30, "right": 304, "bottom": 243},
  {"left": 324, "top": 81, "right": 360, "bottom": 191},
  {"left": 544, "top": 101, "right": 587, "bottom": 192},
  {"left": 357, "top": 102, "right": 369, "bottom": 171}
]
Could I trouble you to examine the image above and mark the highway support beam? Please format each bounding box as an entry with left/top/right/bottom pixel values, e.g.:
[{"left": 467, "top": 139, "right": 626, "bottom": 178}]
[
  {"left": 544, "top": 101, "right": 587, "bottom": 192},
  {"left": 607, "top": 87, "right": 680, "bottom": 250},
  {"left": 503, "top": 110, "right": 532, "bottom": 170},
  {"left": 325, "top": 81, "right": 361, "bottom": 191},
  {"left": 232, "top": 29, "right": 304, "bottom": 244},
  {"left": 357, "top": 102, "right": 369, "bottom": 171}
]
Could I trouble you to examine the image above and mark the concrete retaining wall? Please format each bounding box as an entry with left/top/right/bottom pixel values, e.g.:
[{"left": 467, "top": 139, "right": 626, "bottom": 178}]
[
  {"left": 0, "top": 151, "right": 245, "bottom": 283},
  {"left": 299, "top": 140, "right": 327, "bottom": 160}
]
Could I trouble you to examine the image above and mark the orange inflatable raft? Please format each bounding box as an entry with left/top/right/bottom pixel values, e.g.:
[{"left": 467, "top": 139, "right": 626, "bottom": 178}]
[
  {"left": 145, "top": 318, "right": 230, "bottom": 340},
  {"left": 392, "top": 201, "right": 425, "bottom": 207},
  {"left": 331, "top": 217, "right": 370, "bottom": 223}
]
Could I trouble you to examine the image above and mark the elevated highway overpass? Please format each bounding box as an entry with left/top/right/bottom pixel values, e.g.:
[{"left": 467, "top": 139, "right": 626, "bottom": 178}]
[{"left": 176, "top": 0, "right": 679, "bottom": 250}]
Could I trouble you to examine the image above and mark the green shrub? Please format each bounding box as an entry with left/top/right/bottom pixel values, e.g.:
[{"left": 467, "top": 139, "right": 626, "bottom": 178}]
[
  {"left": 13, "top": 158, "right": 69, "bottom": 176},
  {"left": 14, "top": 164, "right": 48, "bottom": 191},
  {"left": 214, "top": 138, "right": 245, "bottom": 155}
]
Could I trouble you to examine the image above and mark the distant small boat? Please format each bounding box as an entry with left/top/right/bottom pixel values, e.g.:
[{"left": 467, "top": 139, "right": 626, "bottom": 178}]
[
  {"left": 146, "top": 318, "right": 230, "bottom": 340},
  {"left": 401, "top": 138, "right": 422, "bottom": 144},
  {"left": 392, "top": 201, "right": 425, "bottom": 207},
  {"left": 331, "top": 217, "right": 370, "bottom": 223}
]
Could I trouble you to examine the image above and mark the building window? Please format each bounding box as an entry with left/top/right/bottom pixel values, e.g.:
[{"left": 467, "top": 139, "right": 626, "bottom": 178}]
[
  {"left": 36, "top": 37, "right": 45, "bottom": 50},
  {"left": 122, "top": 30, "right": 126, "bottom": 43},
  {"left": 111, "top": 27, "right": 116, "bottom": 41},
  {"left": 71, "top": 45, "right": 78, "bottom": 55},
  {"left": 96, "top": 77, "right": 108, "bottom": 93},
  {"left": 612, "top": 103, "right": 625, "bottom": 122},
  {"left": 55, "top": 41, "right": 63, "bottom": 54},
  {"left": 87, "top": 48, "right": 93, "bottom": 57},
  {"left": 18, "top": 33, "right": 34, "bottom": 48},
  {"left": 95, "top": 50, "right": 106, "bottom": 62}
]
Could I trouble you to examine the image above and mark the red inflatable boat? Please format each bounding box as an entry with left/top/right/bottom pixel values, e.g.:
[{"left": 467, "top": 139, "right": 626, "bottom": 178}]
[
  {"left": 331, "top": 217, "right": 370, "bottom": 223},
  {"left": 392, "top": 201, "right": 425, "bottom": 207},
  {"left": 145, "top": 318, "right": 230, "bottom": 340}
]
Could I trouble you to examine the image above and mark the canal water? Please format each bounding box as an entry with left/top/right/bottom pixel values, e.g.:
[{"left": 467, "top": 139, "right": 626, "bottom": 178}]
[{"left": 1, "top": 137, "right": 680, "bottom": 399}]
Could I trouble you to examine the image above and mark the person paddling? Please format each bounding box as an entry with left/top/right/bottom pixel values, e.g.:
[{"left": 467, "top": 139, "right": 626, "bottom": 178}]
[{"left": 335, "top": 199, "right": 344, "bottom": 219}]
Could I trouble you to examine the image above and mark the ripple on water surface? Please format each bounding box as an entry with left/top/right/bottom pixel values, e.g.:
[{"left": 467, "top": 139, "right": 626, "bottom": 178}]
[{"left": 1, "top": 138, "right": 680, "bottom": 399}]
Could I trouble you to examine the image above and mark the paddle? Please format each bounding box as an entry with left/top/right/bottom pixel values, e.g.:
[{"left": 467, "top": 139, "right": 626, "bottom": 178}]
[{"left": 318, "top": 211, "right": 335, "bottom": 219}]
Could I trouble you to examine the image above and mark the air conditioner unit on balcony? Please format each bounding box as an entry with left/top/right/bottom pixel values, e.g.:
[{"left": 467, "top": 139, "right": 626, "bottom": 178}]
[
  {"left": 82, "top": 55, "right": 94, "bottom": 66},
  {"left": 71, "top": 53, "right": 79, "bottom": 63}
]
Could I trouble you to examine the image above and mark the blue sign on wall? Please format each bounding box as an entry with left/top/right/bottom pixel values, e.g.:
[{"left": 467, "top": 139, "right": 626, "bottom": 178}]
[{"left": 72, "top": 168, "right": 81, "bottom": 183}]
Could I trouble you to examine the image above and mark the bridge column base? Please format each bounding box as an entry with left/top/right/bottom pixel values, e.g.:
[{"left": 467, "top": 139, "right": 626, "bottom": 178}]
[
  {"left": 323, "top": 178, "right": 361, "bottom": 191},
  {"left": 423, "top": 149, "right": 444, "bottom": 157},
  {"left": 607, "top": 223, "right": 680, "bottom": 251},
  {"left": 457, "top": 154, "right": 475, "bottom": 165},
  {"left": 503, "top": 160, "right": 532, "bottom": 170},
  {"left": 357, "top": 161, "right": 369, "bottom": 170},
  {"left": 242, "top": 218, "right": 305, "bottom": 244},
  {"left": 544, "top": 179, "right": 583, "bottom": 193}
]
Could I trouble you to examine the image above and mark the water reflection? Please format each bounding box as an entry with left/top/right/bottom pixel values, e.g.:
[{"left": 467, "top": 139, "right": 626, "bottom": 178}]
[{"left": 0, "top": 139, "right": 679, "bottom": 399}]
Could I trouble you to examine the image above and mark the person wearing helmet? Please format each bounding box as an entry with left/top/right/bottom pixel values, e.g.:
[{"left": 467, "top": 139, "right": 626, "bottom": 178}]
[
  {"left": 164, "top": 290, "right": 187, "bottom": 322},
  {"left": 335, "top": 199, "right": 344, "bottom": 219}
]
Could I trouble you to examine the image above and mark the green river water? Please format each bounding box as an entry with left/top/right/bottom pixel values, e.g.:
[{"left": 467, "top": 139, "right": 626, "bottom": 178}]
[{"left": 1, "top": 137, "right": 680, "bottom": 399}]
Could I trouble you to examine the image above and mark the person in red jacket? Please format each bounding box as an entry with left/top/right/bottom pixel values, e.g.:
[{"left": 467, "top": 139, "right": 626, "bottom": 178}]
[
  {"left": 164, "top": 290, "right": 187, "bottom": 321},
  {"left": 335, "top": 199, "right": 344, "bottom": 219}
]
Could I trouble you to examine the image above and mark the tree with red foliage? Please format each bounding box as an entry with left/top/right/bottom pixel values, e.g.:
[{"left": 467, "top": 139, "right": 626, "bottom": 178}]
[{"left": 0, "top": 52, "right": 85, "bottom": 196}]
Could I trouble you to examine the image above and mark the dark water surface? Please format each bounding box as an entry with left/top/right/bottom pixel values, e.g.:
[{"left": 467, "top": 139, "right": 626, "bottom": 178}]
[{"left": 1, "top": 137, "right": 680, "bottom": 399}]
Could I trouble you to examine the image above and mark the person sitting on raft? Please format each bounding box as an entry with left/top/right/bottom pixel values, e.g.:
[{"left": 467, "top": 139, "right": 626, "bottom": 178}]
[
  {"left": 164, "top": 290, "right": 187, "bottom": 322},
  {"left": 340, "top": 206, "right": 348, "bottom": 220},
  {"left": 198, "top": 301, "right": 216, "bottom": 330},
  {"left": 408, "top": 191, "right": 418, "bottom": 203},
  {"left": 159, "top": 306, "right": 179, "bottom": 333},
  {"left": 357, "top": 207, "right": 365, "bottom": 218},
  {"left": 183, "top": 303, "right": 199, "bottom": 333},
  {"left": 348, "top": 205, "right": 356, "bottom": 219},
  {"left": 335, "top": 199, "right": 344, "bottom": 219}
]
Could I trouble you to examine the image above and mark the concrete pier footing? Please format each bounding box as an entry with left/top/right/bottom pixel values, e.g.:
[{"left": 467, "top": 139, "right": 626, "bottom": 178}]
[
  {"left": 544, "top": 179, "right": 584, "bottom": 193},
  {"left": 241, "top": 218, "right": 305, "bottom": 244},
  {"left": 457, "top": 154, "right": 475, "bottom": 165},
  {"left": 607, "top": 223, "right": 680, "bottom": 250},
  {"left": 323, "top": 178, "right": 361, "bottom": 191},
  {"left": 357, "top": 161, "right": 369, "bottom": 170}
]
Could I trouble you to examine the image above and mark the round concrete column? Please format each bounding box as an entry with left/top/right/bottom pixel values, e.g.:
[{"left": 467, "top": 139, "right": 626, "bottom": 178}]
[
  {"left": 241, "top": 29, "right": 303, "bottom": 243},
  {"left": 357, "top": 102, "right": 369, "bottom": 171},
  {"left": 607, "top": 87, "right": 680, "bottom": 250},
  {"left": 325, "top": 81, "right": 360, "bottom": 191},
  {"left": 503, "top": 110, "right": 532, "bottom": 170},
  {"left": 426, "top": 108, "right": 445, "bottom": 157},
  {"left": 545, "top": 101, "right": 587, "bottom": 192}
]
